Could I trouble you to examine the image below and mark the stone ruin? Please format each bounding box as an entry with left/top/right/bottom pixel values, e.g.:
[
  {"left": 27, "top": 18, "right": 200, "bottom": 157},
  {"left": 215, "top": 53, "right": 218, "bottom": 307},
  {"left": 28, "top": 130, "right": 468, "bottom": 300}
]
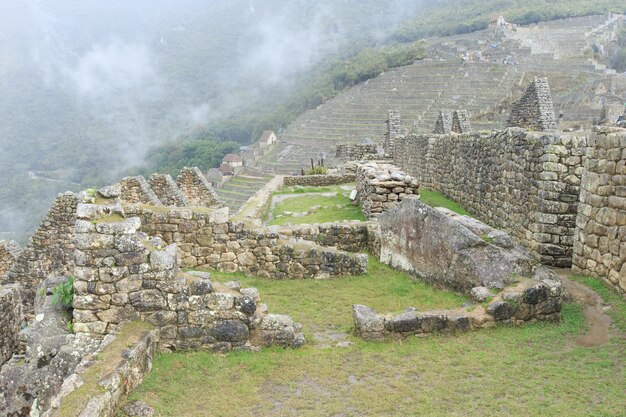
[
  {"left": 434, "top": 110, "right": 472, "bottom": 134},
  {"left": 384, "top": 110, "right": 402, "bottom": 156},
  {"left": 335, "top": 142, "right": 380, "bottom": 162},
  {"left": 355, "top": 162, "right": 420, "bottom": 218},
  {"left": 0, "top": 240, "right": 21, "bottom": 277},
  {"left": 507, "top": 77, "right": 557, "bottom": 131},
  {"left": 355, "top": 197, "right": 563, "bottom": 340}
]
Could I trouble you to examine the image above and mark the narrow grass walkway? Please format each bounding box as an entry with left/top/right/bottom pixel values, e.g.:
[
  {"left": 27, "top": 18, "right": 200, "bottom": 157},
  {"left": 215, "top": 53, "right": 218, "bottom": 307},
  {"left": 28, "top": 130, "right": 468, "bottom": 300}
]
[
  {"left": 127, "top": 271, "right": 626, "bottom": 417},
  {"left": 419, "top": 188, "right": 472, "bottom": 217}
]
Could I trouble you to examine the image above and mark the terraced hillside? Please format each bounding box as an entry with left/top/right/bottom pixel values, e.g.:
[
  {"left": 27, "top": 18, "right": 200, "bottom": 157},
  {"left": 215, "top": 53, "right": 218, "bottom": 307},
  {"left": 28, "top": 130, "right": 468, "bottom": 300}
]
[{"left": 254, "top": 14, "right": 622, "bottom": 175}]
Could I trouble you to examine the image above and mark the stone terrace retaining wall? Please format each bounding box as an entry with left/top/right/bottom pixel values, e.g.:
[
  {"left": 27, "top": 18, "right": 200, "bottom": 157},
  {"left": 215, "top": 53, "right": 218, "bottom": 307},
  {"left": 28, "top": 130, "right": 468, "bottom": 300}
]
[
  {"left": 355, "top": 162, "right": 420, "bottom": 218},
  {"left": 3, "top": 192, "right": 80, "bottom": 315},
  {"left": 335, "top": 143, "right": 380, "bottom": 162},
  {"left": 176, "top": 167, "right": 224, "bottom": 208},
  {"left": 0, "top": 285, "right": 22, "bottom": 368},
  {"left": 393, "top": 129, "right": 587, "bottom": 266},
  {"left": 573, "top": 128, "right": 626, "bottom": 293},
  {"left": 283, "top": 173, "right": 356, "bottom": 187},
  {"left": 0, "top": 240, "right": 21, "bottom": 278},
  {"left": 125, "top": 205, "right": 368, "bottom": 279}
]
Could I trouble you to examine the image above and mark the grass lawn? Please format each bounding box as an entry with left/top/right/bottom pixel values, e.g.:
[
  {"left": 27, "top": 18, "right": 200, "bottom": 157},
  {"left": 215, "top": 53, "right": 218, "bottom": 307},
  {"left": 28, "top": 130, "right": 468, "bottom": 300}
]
[
  {"left": 126, "top": 267, "right": 626, "bottom": 417},
  {"left": 419, "top": 188, "right": 473, "bottom": 217},
  {"left": 268, "top": 184, "right": 366, "bottom": 226}
]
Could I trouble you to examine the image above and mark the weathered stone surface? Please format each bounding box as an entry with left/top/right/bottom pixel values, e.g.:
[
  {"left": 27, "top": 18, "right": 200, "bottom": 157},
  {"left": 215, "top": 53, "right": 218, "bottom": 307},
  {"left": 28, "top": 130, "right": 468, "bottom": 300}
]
[
  {"left": 470, "top": 286, "right": 492, "bottom": 302},
  {"left": 124, "top": 400, "right": 155, "bottom": 417},
  {"left": 507, "top": 77, "right": 557, "bottom": 131}
]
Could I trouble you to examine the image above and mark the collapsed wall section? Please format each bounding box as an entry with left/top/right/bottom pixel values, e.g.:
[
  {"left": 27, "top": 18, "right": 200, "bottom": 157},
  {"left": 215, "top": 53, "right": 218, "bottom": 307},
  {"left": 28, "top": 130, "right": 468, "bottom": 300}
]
[
  {"left": 393, "top": 129, "right": 586, "bottom": 266},
  {"left": 176, "top": 167, "right": 224, "bottom": 207},
  {"left": 573, "top": 128, "right": 626, "bottom": 293},
  {"left": 3, "top": 192, "right": 79, "bottom": 314}
]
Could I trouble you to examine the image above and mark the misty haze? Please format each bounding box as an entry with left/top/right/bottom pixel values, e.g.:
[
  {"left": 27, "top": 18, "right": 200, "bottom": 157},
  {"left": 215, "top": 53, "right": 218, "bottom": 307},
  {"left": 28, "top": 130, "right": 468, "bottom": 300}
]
[{"left": 1, "top": 1, "right": 625, "bottom": 416}]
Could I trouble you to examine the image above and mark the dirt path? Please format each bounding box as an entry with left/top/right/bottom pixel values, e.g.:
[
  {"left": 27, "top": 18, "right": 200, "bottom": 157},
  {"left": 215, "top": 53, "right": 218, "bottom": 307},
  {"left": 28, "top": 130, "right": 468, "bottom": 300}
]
[{"left": 553, "top": 269, "right": 612, "bottom": 347}]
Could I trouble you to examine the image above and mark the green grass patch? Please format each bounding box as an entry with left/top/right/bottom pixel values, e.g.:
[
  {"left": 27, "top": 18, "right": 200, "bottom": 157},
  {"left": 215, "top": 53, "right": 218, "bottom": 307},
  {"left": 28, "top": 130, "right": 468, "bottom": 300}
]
[
  {"left": 275, "top": 184, "right": 354, "bottom": 195},
  {"left": 202, "top": 257, "right": 467, "bottom": 340},
  {"left": 269, "top": 187, "right": 366, "bottom": 226},
  {"left": 419, "top": 188, "right": 473, "bottom": 217}
]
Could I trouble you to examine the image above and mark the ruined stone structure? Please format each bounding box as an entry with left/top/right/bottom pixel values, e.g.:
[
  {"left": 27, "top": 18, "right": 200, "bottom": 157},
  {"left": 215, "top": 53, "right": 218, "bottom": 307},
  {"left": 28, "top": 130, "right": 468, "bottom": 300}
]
[
  {"left": 452, "top": 109, "right": 472, "bottom": 133},
  {"left": 393, "top": 129, "right": 586, "bottom": 266},
  {"left": 434, "top": 111, "right": 453, "bottom": 134},
  {"left": 0, "top": 240, "right": 21, "bottom": 277},
  {"left": 283, "top": 173, "right": 356, "bottom": 187},
  {"left": 3, "top": 192, "right": 80, "bottom": 314},
  {"left": 0, "top": 285, "right": 22, "bottom": 368},
  {"left": 125, "top": 205, "right": 367, "bottom": 278},
  {"left": 384, "top": 110, "right": 401, "bottom": 156},
  {"left": 120, "top": 176, "right": 163, "bottom": 205},
  {"left": 507, "top": 77, "right": 557, "bottom": 131},
  {"left": 148, "top": 173, "right": 189, "bottom": 206},
  {"left": 353, "top": 197, "right": 564, "bottom": 341},
  {"left": 73, "top": 207, "right": 305, "bottom": 351},
  {"left": 270, "top": 221, "right": 374, "bottom": 253},
  {"left": 335, "top": 143, "right": 380, "bottom": 162},
  {"left": 176, "top": 167, "right": 224, "bottom": 207},
  {"left": 355, "top": 162, "right": 420, "bottom": 218},
  {"left": 573, "top": 128, "right": 626, "bottom": 292}
]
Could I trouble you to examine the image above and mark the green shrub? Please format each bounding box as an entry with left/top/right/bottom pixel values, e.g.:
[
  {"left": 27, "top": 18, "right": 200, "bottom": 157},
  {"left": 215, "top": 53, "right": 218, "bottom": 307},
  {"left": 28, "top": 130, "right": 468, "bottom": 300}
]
[
  {"left": 51, "top": 276, "right": 75, "bottom": 310},
  {"left": 305, "top": 166, "right": 329, "bottom": 175}
]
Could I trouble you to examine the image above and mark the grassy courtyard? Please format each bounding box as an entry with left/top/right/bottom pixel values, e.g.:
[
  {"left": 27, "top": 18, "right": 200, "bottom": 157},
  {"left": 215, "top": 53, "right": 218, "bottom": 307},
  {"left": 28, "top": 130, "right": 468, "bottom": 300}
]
[{"left": 125, "top": 263, "right": 626, "bottom": 417}]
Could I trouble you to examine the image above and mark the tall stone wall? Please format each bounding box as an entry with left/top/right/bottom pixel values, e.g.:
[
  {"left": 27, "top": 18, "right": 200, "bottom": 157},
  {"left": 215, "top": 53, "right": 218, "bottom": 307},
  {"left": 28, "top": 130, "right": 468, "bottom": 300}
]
[
  {"left": 573, "top": 128, "right": 626, "bottom": 293},
  {"left": 3, "top": 192, "right": 80, "bottom": 314},
  {"left": 452, "top": 110, "right": 472, "bottom": 133},
  {"left": 148, "top": 173, "right": 189, "bottom": 206},
  {"left": 0, "top": 240, "right": 21, "bottom": 278},
  {"left": 434, "top": 111, "right": 452, "bottom": 134},
  {"left": 393, "top": 129, "right": 587, "bottom": 266},
  {"left": 120, "top": 176, "right": 163, "bottom": 205},
  {"left": 335, "top": 143, "right": 380, "bottom": 162},
  {"left": 507, "top": 77, "right": 557, "bottom": 131},
  {"left": 384, "top": 110, "right": 401, "bottom": 156},
  {"left": 176, "top": 167, "right": 224, "bottom": 208},
  {"left": 0, "top": 284, "right": 22, "bottom": 368}
]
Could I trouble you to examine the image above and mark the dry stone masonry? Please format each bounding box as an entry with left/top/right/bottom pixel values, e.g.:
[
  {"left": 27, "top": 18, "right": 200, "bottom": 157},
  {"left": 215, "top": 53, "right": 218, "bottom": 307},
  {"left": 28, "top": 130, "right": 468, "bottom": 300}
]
[
  {"left": 120, "top": 176, "right": 163, "bottom": 205},
  {"left": 0, "top": 285, "right": 22, "bottom": 368},
  {"left": 176, "top": 167, "right": 224, "bottom": 207},
  {"left": 283, "top": 173, "right": 356, "bottom": 187},
  {"left": 393, "top": 129, "right": 586, "bottom": 266},
  {"left": 507, "top": 77, "right": 557, "bottom": 131},
  {"left": 573, "top": 128, "right": 626, "bottom": 293},
  {"left": 384, "top": 110, "right": 402, "bottom": 156},
  {"left": 434, "top": 111, "right": 453, "bottom": 134},
  {"left": 355, "top": 162, "right": 420, "bottom": 218},
  {"left": 0, "top": 240, "right": 21, "bottom": 277},
  {"left": 452, "top": 109, "right": 472, "bottom": 133},
  {"left": 335, "top": 143, "right": 380, "bottom": 162},
  {"left": 148, "top": 173, "right": 189, "bottom": 206},
  {"left": 3, "top": 192, "right": 80, "bottom": 315}
]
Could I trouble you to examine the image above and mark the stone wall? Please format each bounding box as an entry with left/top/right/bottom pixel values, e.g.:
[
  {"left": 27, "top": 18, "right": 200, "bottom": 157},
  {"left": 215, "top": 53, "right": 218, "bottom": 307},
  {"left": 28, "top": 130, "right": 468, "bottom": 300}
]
[
  {"left": 0, "top": 284, "right": 22, "bottom": 368},
  {"left": 355, "top": 162, "right": 420, "bottom": 218},
  {"left": 120, "top": 176, "right": 162, "bottom": 205},
  {"left": 270, "top": 221, "right": 373, "bottom": 253},
  {"left": 335, "top": 143, "right": 380, "bottom": 162},
  {"left": 434, "top": 111, "right": 452, "bottom": 134},
  {"left": 148, "top": 173, "right": 189, "bottom": 206},
  {"left": 573, "top": 128, "right": 626, "bottom": 293},
  {"left": 125, "top": 205, "right": 368, "bottom": 279},
  {"left": 507, "top": 77, "right": 557, "bottom": 131},
  {"left": 283, "top": 173, "right": 356, "bottom": 187},
  {"left": 4, "top": 192, "right": 80, "bottom": 314},
  {"left": 72, "top": 208, "right": 305, "bottom": 350},
  {"left": 384, "top": 110, "right": 401, "bottom": 155},
  {"left": 393, "top": 129, "right": 586, "bottom": 266},
  {"left": 452, "top": 109, "right": 472, "bottom": 133},
  {"left": 0, "top": 240, "right": 21, "bottom": 278},
  {"left": 176, "top": 167, "right": 224, "bottom": 207}
]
